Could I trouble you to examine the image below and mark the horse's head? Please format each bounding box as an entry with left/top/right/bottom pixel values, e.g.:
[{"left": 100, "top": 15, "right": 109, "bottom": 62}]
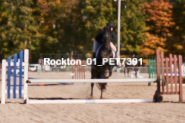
[
  {"left": 99, "top": 29, "right": 112, "bottom": 58},
  {"left": 100, "top": 30, "right": 113, "bottom": 78},
  {"left": 102, "top": 29, "right": 111, "bottom": 50}
]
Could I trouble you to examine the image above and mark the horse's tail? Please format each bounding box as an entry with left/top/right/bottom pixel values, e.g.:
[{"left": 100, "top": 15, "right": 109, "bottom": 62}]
[{"left": 96, "top": 83, "right": 107, "bottom": 91}]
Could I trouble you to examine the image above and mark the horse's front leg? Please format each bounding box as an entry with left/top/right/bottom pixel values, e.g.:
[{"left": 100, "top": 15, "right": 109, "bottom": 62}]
[
  {"left": 90, "top": 83, "right": 94, "bottom": 96},
  {"left": 100, "top": 83, "right": 106, "bottom": 99},
  {"left": 100, "top": 87, "right": 103, "bottom": 99}
]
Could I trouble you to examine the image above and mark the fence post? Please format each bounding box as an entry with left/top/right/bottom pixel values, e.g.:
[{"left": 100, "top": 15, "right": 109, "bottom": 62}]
[
  {"left": 13, "top": 54, "right": 17, "bottom": 98},
  {"left": 19, "top": 51, "right": 23, "bottom": 99},
  {"left": 178, "top": 55, "right": 183, "bottom": 102},
  {"left": 1, "top": 60, "right": 6, "bottom": 104},
  {"left": 149, "top": 59, "right": 151, "bottom": 78},
  {"left": 24, "top": 49, "right": 29, "bottom": 102},
  {"left": 7, "top": 57, "right": 11, "bottom": 99},
  {"left": 148, "top": 59, "right": 152, "bottom": 86},
  {"left": 154, "top": 49, "right": 162, "bottom": 102}
]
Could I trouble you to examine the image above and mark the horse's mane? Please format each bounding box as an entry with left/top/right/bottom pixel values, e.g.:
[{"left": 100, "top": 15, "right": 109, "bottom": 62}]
[{"left": 103, "top": 27, "right": 111, "bottom": 42}]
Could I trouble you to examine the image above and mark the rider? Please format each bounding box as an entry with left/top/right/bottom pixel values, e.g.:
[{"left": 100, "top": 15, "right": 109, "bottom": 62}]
[{"left": 92, "top": 22, "right": 117, "bottom": 58}]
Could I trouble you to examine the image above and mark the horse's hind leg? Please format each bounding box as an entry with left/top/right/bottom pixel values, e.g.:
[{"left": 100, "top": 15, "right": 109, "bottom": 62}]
[
  {"left": 100, "top": 84, "right": 105, "bottom": 99},
  {"left": 90, "top": 83, "right": 94, "bottom": 96}
]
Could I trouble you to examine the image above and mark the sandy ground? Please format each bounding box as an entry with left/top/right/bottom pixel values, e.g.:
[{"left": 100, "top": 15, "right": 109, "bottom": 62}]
[{"left": 1, "top": 71, "right": 185, "bottom": 123}]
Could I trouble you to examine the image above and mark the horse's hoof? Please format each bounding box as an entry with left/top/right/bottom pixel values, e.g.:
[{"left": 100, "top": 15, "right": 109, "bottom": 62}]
[{"left": 89, "top": 95, "right": 94, "bottom": 99}]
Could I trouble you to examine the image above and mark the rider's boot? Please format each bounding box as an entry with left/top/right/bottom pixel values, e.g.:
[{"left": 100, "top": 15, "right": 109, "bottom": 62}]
[{"left": 92, "top": 52, "right": 96, "bottom": 58}]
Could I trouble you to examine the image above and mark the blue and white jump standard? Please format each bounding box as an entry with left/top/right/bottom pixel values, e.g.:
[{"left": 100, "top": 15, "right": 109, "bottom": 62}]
[{"left": 1, "top": 49, "right": 29, "bottom": 104}]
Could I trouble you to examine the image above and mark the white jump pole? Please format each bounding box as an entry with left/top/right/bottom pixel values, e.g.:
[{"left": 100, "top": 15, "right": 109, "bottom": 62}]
[
  {"left": 28, "top": 78, "right": 157, "bottom": 83},
  {"left": 1, "top": 60, "right": 6, "bottom": 104},
  {"left": 27, "top": 78, "right": 156, "bottom": 104},
  {"left": 28, "top": 99, "right": 155, "bottom": 104}
]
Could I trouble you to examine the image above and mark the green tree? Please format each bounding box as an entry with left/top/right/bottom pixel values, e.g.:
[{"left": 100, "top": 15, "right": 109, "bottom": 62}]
[
  {"left": 0, "top": 0, "right": 39, "bottom": 59},
  {"left": 32, "top": 0, "right": 87, "bottom": 59},
  {"left": 81, "top": 0, "right": 117, "bottom": 56},
  {"left": 82, "top": 0, "right": 146, "bottom": 55},
  {"left": 120, "top": 0, "right": 146, "bottom": 54}
]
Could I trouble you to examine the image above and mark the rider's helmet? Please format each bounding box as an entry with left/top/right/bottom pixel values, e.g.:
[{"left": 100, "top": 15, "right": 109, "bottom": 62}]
[{"left": 106, "top": 22, "right": 114, "bottom": 28}]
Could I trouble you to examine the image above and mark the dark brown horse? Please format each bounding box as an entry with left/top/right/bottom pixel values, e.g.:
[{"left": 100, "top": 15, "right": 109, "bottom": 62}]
[{"left": 91, "top": 29, "right": 114, "bottom": 99}]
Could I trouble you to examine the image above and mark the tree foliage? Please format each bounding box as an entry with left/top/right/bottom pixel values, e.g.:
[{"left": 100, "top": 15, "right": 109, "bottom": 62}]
[
  {"left": 120, "top": 0, "right": 146, "bottom": 54},
  {"left": 1, "top": 0, "right": 185, "bottom": 61},
  {"left": 82, "top": 0, "right": 146, "bottom": 55},
  {"left": 0, "top": 0, "right": 39, "bottom": 59},
  {"left": 167, "top": 0, "right": 185, "bottom": 55},
  {"left": 142, "top": 0, "right": 174, "bottom": 56}
]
